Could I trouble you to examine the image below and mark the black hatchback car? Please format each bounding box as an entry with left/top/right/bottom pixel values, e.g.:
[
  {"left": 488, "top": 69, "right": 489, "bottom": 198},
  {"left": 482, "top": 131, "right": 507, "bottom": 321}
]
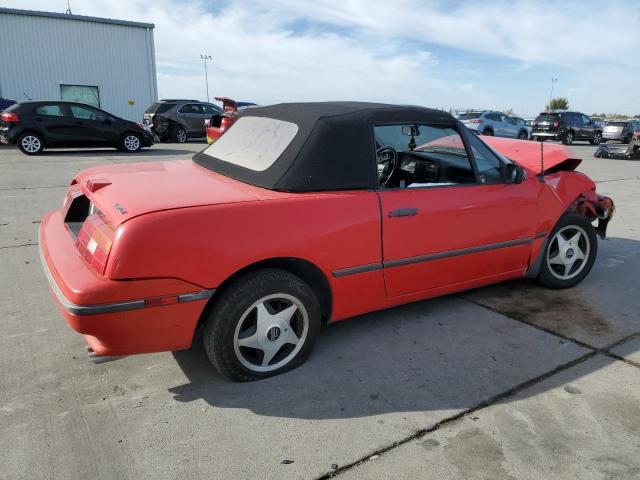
[
  {"left": 0, "top": 101, "right": 154, "bottom": 155},
  {"left": 531, "top": 111, "right": 602, "bottom": 145}
]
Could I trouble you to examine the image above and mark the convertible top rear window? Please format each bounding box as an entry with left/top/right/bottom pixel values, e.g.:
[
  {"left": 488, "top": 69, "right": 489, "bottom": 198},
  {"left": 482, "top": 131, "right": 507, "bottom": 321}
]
[
  {"left": 202, "top": 117, "right": 299, "bottom": 172},
  {"left": 193, "top": 102, "right": 457, "bottom": 192}
]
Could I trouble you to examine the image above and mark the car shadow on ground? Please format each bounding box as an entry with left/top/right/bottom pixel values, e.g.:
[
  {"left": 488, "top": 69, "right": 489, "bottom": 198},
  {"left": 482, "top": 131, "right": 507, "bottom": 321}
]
[
  {"left": 30, "top": 148, "right": 198, "bottom": 157},
  {"left": 168, "top": 237, "right": 640, "bottom": 419}
]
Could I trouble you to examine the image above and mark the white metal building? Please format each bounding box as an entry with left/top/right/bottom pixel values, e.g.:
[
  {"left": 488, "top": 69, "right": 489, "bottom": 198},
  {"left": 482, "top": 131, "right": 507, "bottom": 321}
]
[{"left": 0, "top": 8, "right": 157, "bottom": 121}]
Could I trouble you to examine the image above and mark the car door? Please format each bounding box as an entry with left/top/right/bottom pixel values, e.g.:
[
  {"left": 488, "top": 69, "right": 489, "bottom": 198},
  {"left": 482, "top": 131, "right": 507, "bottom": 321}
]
[
  {"left": 31, "top": 103, "right": 77, "bottom": 146},
  {"left": 177, "top": 103, "right": 204, "bottom": 135},
  {"left": 581, "top": 115, "right": 595, "bottom": 139},
  {"left": 377, "top": 123, "right": 540, "bottom": 298},
  {"left": 67, "top": 104, "right": 120, "bottom": 146}
]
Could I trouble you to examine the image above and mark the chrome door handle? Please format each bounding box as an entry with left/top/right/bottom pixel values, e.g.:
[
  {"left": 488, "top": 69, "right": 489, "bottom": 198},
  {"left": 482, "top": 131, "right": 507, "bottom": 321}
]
[{"left": 388, "top": 208, "right": 418, "bottom": 218}]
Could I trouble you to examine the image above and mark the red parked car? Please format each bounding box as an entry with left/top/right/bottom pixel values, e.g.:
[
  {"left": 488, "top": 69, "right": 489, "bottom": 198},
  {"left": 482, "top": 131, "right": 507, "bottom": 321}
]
[
  {"left": 40, "top": 102, "right": 614, "bottom": 381},
  {"left": 205, "top": 97, "right": 257, "bottom": 144}
]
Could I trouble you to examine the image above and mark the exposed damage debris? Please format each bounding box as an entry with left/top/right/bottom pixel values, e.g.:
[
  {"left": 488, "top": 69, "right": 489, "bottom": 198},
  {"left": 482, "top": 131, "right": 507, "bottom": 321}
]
[
  {"left": 594, "top": 131, "right": 640, "bottom": 160},
  {"left": 569, "top": 191, "right": 615, "bottom": 238}
]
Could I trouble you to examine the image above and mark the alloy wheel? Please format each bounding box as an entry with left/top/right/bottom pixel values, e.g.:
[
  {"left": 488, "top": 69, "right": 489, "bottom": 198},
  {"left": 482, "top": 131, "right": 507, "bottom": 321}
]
[
  {"left": 593, "top": 133, "right": 602, "bottom": 145},
  {"left": 546, "top": 225, "right": 590, "bottom": 281},
  {"left": 21, "top": 135, "right": 41, "bottom": 153},
  {"left": 176, "top": 129, "right": 187, "bottom": 143},
  {"left": 123, "top": 135, "right": 140, "bottom": 151},
  {"left": 233, "top": 293, "right": 309, "bottom": 373},
  {"left": 565, "top": 132, "right": 574, "bottom": 145}
]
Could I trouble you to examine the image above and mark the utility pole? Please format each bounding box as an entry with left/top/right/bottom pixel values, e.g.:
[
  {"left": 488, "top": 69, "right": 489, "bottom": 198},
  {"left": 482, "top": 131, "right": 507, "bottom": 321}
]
[
  {"left": 200, "top": 54, "right": 212, "bottom": 102},
  {"left": 549, "top": 78, "right": 558, "bottom": 107}
]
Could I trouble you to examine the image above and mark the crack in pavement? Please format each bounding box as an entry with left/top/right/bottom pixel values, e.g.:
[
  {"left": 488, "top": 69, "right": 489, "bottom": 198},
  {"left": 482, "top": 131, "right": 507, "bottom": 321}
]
[
  {"left": 466, "top": 298, "right": 640, "bottom": 369},
  {"left": 316, "top": 301, "right": 640, "bottom": 479},
  {"left": 595, "top": 176, "right": 640, "bottom": 184},
  {"left": 0, "top": 242, "right": 38, "bottom": 249},
  {"left": 315, "top": 351, "right": 599, "bottom": 479},
  {"left": 0, "top": 185, "right": 68, "bottom": 191}
]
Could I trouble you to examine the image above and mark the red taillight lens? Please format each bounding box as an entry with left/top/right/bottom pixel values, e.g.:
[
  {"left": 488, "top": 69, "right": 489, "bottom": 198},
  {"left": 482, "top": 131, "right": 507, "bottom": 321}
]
[
  {"left": 220, "top": 117, "right": 233, "bottom": 131},
  {"left": 553, "top": 120, "right": 560, "bottom": 128},
  {"left": 75, "top": 213, "right": 115, "bottom": 275},
  {"left": 1, "top": 112, "right": 19, "bottom": 123},
  {"left": 469, "top": 119, "right": 483, "bottom": 124}
]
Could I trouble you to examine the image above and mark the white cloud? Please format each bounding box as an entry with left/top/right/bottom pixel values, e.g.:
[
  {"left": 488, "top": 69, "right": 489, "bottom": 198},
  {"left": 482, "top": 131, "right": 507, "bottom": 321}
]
[{"left": 4, "top": 0, "right": 639, "bottom": 115}]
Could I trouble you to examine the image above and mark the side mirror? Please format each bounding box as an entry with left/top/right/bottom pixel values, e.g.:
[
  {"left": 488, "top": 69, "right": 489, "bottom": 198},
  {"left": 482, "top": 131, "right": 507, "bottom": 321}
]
[{"left": 505, "top": 163, "right": 524, "bottom": 184}]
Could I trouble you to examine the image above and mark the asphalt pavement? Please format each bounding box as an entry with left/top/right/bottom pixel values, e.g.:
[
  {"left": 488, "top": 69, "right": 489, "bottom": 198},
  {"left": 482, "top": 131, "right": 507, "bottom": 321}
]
[{"left": 1, "top": 140, "right": 639, "bottom": 479}]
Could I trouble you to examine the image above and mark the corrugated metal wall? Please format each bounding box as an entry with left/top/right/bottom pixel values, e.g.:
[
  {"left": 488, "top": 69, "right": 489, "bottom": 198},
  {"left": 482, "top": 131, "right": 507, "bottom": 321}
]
[{"left": 0, "top": 11, "right": 157, "bottom": 121}]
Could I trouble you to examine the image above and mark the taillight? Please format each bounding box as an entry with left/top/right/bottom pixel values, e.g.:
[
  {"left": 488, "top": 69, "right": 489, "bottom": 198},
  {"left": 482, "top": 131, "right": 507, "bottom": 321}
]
[
  {"left": 75, "top": 213, "right": 115, "bottom": 275},
  {"left": 469, "top": 119, "right": 483, "bottom": 124},
  {"left": 1, "top": 112, "right": 19, "bottom": 123},
  {"left": 220, "top": 117, "right": 233, "bottom": 130},
  {"left": 553, "top": 120, "right": 560, "bottom": 128}
]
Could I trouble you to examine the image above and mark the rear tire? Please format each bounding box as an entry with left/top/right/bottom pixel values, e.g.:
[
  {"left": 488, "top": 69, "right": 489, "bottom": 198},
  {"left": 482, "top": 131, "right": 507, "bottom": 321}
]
[
  {"left": 482, "top": 128, "right": 494, "bottom": 136},
  {"left": 562, "top": 130, "right": 574, "bottom": 145},
  {"left": 589, "top": 132, "right": 602, "bottom": 145},
  {"left": 18, "top": 133, "right": 44, "bottom": 155},
  {"left": 537, "top": 214, "right": 598, "bottom": 289},
  {"left": 203, "top": 268, "right": 321, "bottom": 381},
  {"left": 518, "top": 130, "right": 528, "bottom": 140},
  {"left": 174, "top": 127, "right": 187, "bottom": 143}
]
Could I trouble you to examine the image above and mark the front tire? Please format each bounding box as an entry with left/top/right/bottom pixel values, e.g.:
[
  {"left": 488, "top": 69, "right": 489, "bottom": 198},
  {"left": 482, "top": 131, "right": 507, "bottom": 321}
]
[
  {"left": 120, "top": 133, "right": 142, "bottom": 152},
  {"left": 562, "top": 130, "right": 574, "bottom": 145},
  {"left": 18, "top": 133, "right": 44, "bottom": 155},
  {"left": 590, "top": 132, "right": 602, "bottom": 145},
  {"left": 537, "top": 214, "right": 598, "bottom": 289},
  {"left": 203, "top": 269, "right": 321, "bottom": 381}
]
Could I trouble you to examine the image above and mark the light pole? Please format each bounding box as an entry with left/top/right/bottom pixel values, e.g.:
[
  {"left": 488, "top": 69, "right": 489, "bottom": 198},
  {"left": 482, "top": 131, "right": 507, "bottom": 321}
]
[
  {"left": 200, "top": 54, "right": 212, "bottom": 102},
  {"left": 549, "top": 78, "right": 558, "bottom": 107}
]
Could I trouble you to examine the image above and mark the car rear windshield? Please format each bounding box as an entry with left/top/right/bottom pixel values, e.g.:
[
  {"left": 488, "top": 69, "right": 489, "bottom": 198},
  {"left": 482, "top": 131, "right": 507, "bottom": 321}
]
[
  {"left": 458, "top": 112, "right": 482, "bottom": 120},
  {"left": 535, "top": 113, "right": 561, "bottom": 122},
  {"left": 201, "top": 116, "right": 299, "bottom": 171},
  {"left": 145, "top": 102, "right": 176, "bottom": 114}
]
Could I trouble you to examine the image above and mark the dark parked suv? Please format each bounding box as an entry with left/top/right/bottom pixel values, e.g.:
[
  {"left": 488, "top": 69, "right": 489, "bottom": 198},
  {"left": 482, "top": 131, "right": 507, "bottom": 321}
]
[
  {"left": 143, "top": 99, "right": 222, "bottom": 143},
  {"left": 531, "top": 111, "right": 602, "bottom": 145},
  {"left": 0, "top": 101, "right": 154, "bottom": 155}
]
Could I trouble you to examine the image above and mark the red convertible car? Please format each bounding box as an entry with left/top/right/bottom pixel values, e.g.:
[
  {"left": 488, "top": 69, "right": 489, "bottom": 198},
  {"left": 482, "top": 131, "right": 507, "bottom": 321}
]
[{"left": 40, "top": 102, "right": 614, "bottom": 381}]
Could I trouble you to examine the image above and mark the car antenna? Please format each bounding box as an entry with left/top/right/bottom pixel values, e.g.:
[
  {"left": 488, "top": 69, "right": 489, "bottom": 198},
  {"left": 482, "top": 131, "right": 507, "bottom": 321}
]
[{"left": 539, "top": 140, "right": 545, "bottom": 183}]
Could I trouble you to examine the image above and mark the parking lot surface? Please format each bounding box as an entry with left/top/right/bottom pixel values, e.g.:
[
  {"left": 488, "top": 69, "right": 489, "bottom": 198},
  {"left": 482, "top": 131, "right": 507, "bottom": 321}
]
[{"left": 1, "top": 141, "right": 639, "bottom": 479}]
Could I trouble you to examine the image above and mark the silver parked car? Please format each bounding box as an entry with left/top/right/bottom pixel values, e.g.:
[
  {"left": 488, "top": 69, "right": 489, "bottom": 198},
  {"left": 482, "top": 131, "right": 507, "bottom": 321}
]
[
  {"left": 458, "top": 111, "right": 530, "bottom": 140},
  {"left": 602, "top": 120, "right": 640, "bottom": 143},
  {"left": 144, "top": 99, "right": 222, "bottom": 143}
]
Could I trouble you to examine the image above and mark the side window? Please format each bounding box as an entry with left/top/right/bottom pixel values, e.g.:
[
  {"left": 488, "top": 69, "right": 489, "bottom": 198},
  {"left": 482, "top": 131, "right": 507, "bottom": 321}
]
[
  {"left": 465, "top": 133, "right": 504, "bottom": 184},
  {"left": 180, "top": 104, "right": 203, "bottom": 114},
  {"left": 35, "top": 104, "right": 63, "bottom": 117},
  {"left": 202, "top": 104, "right": 219, "bottom": 115},
  {"left": 70, "top": 105, "right": 106, "bottom": 121},
  {"left": 374, "top": 124, "right": 476, "bottom": 189},
  {"left": 582, "top": 115, "right": 591, "bottom": 125},
  {"left": 486, "top": 113, "right": 500, "bottom": 122}
]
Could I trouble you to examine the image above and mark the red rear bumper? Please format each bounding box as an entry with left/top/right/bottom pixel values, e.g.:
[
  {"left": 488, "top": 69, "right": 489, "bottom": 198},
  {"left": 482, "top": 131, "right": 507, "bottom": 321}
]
[{"left": 39, "top": 211, "right": 214, "bottom": 357}]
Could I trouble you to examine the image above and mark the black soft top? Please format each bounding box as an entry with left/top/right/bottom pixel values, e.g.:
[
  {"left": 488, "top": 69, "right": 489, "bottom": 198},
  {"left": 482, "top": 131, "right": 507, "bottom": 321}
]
[{"left": 193, "top": 101, "right": 457, "bottom": 192}]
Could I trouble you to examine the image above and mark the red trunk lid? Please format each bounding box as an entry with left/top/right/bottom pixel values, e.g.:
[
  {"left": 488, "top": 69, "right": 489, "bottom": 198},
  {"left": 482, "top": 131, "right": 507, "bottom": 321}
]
[{"left": 74, "top": 160, "right": 283, "bottom": 226}]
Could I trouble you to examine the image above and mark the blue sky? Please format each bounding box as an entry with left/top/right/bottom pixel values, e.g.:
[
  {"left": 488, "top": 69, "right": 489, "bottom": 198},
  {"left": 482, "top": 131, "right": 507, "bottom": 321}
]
[{"left": 9, "top": 0, "right": 640, "bottom": 117}]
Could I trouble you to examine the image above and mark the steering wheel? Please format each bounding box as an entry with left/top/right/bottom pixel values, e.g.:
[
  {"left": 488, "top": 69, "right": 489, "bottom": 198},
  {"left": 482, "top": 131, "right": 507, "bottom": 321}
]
[{"left": 376, "top": 145, "right": 398, "bottom": 187}]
